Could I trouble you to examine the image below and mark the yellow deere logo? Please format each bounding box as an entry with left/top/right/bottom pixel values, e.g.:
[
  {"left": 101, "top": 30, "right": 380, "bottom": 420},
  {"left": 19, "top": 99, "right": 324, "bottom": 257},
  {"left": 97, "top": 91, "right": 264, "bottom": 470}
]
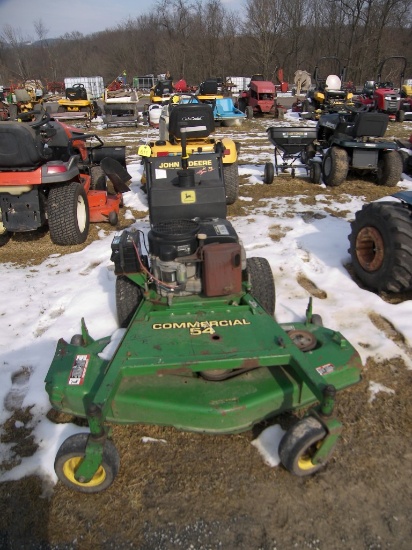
[{"left": 181, "top": 190, "right": 196, "bottom": 203}]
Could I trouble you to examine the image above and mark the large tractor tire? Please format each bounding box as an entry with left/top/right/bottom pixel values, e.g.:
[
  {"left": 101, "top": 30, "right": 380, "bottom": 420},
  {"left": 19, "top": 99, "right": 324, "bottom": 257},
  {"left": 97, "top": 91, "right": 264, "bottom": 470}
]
[
  {"left": 348, "top": 201, "right": 412, "bottom": 292},
  {"left": 322, "top": 146, "right": 349, "bottom": 186},
  {"left": 245, "top": 257, "right": 276, "bottom": 316},
  {"left": 223, "top": 162, "right": 239, "bottom": 205},
  {"left": 48, "top": 181, "right": 90, "bottom": 245},
  {"left": 116, "top": 275, "right": 144, "bottom": 328},
  {"left": 376, "top": 151, "right": 403, "bottom": 187}
]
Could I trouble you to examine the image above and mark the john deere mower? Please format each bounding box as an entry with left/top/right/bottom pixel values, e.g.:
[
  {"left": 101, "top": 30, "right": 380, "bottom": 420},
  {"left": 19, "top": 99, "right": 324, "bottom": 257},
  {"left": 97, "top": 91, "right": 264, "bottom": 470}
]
[
  {"left": 143, "top": 95, "right": 240, "bottom": 205},
  {"left": 45, "top": 101, "right": 362, "bottom": 493}
]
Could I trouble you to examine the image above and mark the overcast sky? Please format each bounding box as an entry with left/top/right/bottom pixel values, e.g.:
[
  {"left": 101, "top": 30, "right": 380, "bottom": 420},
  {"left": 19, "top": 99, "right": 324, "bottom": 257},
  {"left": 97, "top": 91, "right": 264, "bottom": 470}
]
[{"left": 0, "top": 0, "right": 238, "bottom": 40}]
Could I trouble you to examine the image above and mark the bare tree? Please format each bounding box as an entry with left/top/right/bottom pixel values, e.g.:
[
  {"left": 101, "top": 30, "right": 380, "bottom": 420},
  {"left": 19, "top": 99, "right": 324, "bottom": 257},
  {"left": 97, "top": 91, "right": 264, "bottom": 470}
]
[{"left": 243, "top": 0, "right": 285, "bottom": 78}]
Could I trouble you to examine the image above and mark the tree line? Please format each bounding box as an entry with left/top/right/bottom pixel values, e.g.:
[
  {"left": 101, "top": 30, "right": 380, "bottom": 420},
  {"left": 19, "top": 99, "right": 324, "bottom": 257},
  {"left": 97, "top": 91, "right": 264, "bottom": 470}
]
[{"left": 0, "top": 0, "right": 411, "bottom": 91}]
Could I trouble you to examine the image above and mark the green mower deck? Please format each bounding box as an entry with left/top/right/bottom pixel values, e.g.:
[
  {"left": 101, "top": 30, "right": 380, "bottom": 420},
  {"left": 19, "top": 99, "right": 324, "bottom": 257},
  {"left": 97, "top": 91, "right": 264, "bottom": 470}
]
[{"left": 45, "top": 289, "right": 361, "bottom": 491}]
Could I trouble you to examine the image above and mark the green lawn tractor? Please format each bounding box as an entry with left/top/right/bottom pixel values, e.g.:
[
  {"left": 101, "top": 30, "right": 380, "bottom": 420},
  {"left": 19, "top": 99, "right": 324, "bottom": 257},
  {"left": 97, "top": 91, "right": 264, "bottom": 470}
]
[{"left": 45, "top": 102, "right": 362, "bottom": 493}]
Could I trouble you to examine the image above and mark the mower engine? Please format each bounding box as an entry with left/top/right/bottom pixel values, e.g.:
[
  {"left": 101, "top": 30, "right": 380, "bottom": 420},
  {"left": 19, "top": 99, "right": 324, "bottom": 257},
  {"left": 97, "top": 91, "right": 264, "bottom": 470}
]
[{"left": 111, "top": 217, "right": 246, "bottom": 298}]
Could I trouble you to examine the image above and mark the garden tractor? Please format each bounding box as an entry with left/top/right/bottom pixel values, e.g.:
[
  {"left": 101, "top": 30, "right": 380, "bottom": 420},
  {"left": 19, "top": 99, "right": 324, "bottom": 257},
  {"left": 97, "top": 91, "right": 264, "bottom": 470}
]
[
  {"left": 45, "top": 101, "right": 362, "bottom": 493},
  {"left": 0, "top": 108, "right": 131, "bottom": 246},
  {"left": 349, "top": 191, "right": 412, "bottom": 293},
  {"left": 303, "top": 107, "right": 403, "bottom": 187},
  {"left": 356, "top": 56, "right": 407, "bottom": 122}
]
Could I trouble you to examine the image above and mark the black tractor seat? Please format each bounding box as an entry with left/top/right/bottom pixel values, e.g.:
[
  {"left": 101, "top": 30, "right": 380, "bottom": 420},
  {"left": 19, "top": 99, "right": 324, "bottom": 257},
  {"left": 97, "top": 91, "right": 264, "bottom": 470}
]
[
  {"left": 0, "top": 121, "right": 48, "bottom": 170},
  {"left": 347, "top": 112, "right": 388, "bottom": 138}
]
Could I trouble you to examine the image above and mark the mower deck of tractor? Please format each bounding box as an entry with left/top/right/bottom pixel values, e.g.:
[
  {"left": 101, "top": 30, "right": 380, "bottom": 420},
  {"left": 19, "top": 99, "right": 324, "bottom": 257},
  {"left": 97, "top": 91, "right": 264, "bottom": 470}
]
[{"left": 46, "top": 291, "right": 361, "bottom": 434}]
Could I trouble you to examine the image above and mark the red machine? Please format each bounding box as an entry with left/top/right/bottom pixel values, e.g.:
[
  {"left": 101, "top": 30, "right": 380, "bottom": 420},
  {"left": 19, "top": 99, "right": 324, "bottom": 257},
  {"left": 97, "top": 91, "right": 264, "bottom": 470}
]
[
  {"left": 0, "top": 109, "right": 131, "bottom": 246},
  {"left": 236, "top": 74, "right": 278, "bottom": 118},
  {"left": 356, "top": 56, "right": 406, "bottom": 121}
]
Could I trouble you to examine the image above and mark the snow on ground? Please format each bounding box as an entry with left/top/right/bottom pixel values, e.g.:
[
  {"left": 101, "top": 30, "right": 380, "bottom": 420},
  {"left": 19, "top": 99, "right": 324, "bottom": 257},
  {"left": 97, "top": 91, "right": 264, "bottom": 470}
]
[{"left": 1, "top": 112, "right": 411, "bottom": 485}]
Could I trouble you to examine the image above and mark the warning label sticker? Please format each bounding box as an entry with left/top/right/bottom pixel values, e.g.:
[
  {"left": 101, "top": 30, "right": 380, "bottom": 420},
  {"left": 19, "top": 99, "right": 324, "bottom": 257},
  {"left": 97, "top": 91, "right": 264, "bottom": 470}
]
[
  {"left": 316, "top": 363, "right": 335, "bottom": 376},
  {"left": 68, "top": 354, "right": 90, "bottom": 385}
]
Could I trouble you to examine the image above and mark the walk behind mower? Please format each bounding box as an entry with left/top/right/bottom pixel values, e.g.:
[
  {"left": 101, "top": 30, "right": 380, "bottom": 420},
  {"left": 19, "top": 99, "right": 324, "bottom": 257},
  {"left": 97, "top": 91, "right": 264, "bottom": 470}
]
[
  {"left": 144, "top": 94, "right": 240, "bottom": 205},
  {"left": 0, "top": 108, "right": 131, "bottom": 246},
  {"left": 303, "top": 107, "right": 403, "bottom": 187},
  {"left": 45, "top": 102, "right": 362, "bottom": 493}
]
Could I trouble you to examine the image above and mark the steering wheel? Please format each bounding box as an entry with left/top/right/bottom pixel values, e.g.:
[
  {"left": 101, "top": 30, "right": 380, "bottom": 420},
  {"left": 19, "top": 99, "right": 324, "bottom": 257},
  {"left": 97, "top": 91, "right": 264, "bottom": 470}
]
[
  {"left": 19, "top": 109, "right": 51, "bottom": 128},
  {"left": 73, "top": 83, "right": 85, "bottom": 89}
]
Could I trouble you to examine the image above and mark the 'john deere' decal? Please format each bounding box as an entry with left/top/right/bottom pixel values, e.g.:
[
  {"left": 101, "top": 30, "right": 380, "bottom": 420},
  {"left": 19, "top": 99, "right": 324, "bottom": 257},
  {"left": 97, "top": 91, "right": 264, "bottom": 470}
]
[{"left": 181, "top": 190, "right": 196, "bottom": 203}]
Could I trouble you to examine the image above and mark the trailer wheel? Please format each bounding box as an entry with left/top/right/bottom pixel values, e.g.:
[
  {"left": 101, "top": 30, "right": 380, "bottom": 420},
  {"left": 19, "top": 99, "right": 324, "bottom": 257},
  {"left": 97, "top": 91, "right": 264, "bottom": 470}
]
[
  {"left": 310, "top": 162, "right": 322, "bottom": 183},
  {"left": 116, "top": 275, "right": 144, "bottom": 328},
  {"left": 223, "top": 162, "right": 239, "bottom": 205},
  {"left": 376, "top": 151, "right": 403, "bottom": 187},
  {"left": 245, "top": 257, "right": 276, "bottom": 316},
  {"left": 322, "top": 147, "right": 349, "bottom": 186},
  {"left": 55, "top": 433, "right": 119, "bottom": 493},
  {"left": 348, "top": 201, "right": 412, "bottom": 292},
  {"left": 90, "top": 166, "right": 107, "bottom": 190},
  {"left": 279, "top": 416, "right": 328, "bottom": 476},
  {"left": 246, "top": 106, "right": 254, "bottom": 119},
  {"left": 48, "top": 182, "right": 90, "bottom": 245},
  {"left": 263, "top": 162, "right": 274, "bottom": 184}
]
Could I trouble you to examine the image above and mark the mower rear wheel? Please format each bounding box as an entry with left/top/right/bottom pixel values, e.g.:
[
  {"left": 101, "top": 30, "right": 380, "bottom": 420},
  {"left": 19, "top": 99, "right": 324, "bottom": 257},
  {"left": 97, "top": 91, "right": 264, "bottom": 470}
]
[
  {"left": 245, "top": 257, "right": 275, "bottom": 316},
  {"left": 246, "top": 106, "right": 254, "bottom": 119},
  {"left": 223, "top": 162, "right": 239, "bottom": 205},
  {"left": 322, "top": 147, "right": 349, "bottom": 186},
  {"left": 263, "top": 162, "right": 275, "bottom": 184},
  {"left": 55, "top": 433, "right": 119, "bottom": 493},
  {"left": 376, "top": 151, "right": 403, "bottom": 187},
  {"left": 279, "top": 416, "right": 327, "bottom": 476},
  {"left": 116, "top": 275, "right": 144, "bottom": 328},
  {"left": 48, "top": 182, "right": 90, "bottom": 245},
  {"left": 348, "top": 201, "right": 412, "bottom": 292}
]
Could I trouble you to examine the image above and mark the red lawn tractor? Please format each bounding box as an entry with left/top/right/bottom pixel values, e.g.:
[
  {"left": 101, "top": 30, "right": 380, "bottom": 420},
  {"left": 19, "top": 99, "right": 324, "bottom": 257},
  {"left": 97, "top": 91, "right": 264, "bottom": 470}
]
[
  {"left": 0, "top": 108, "right": 131, "bottom": 247},
  {"left": 356, "top": 56, "right": 407, "bottom": 121}
]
